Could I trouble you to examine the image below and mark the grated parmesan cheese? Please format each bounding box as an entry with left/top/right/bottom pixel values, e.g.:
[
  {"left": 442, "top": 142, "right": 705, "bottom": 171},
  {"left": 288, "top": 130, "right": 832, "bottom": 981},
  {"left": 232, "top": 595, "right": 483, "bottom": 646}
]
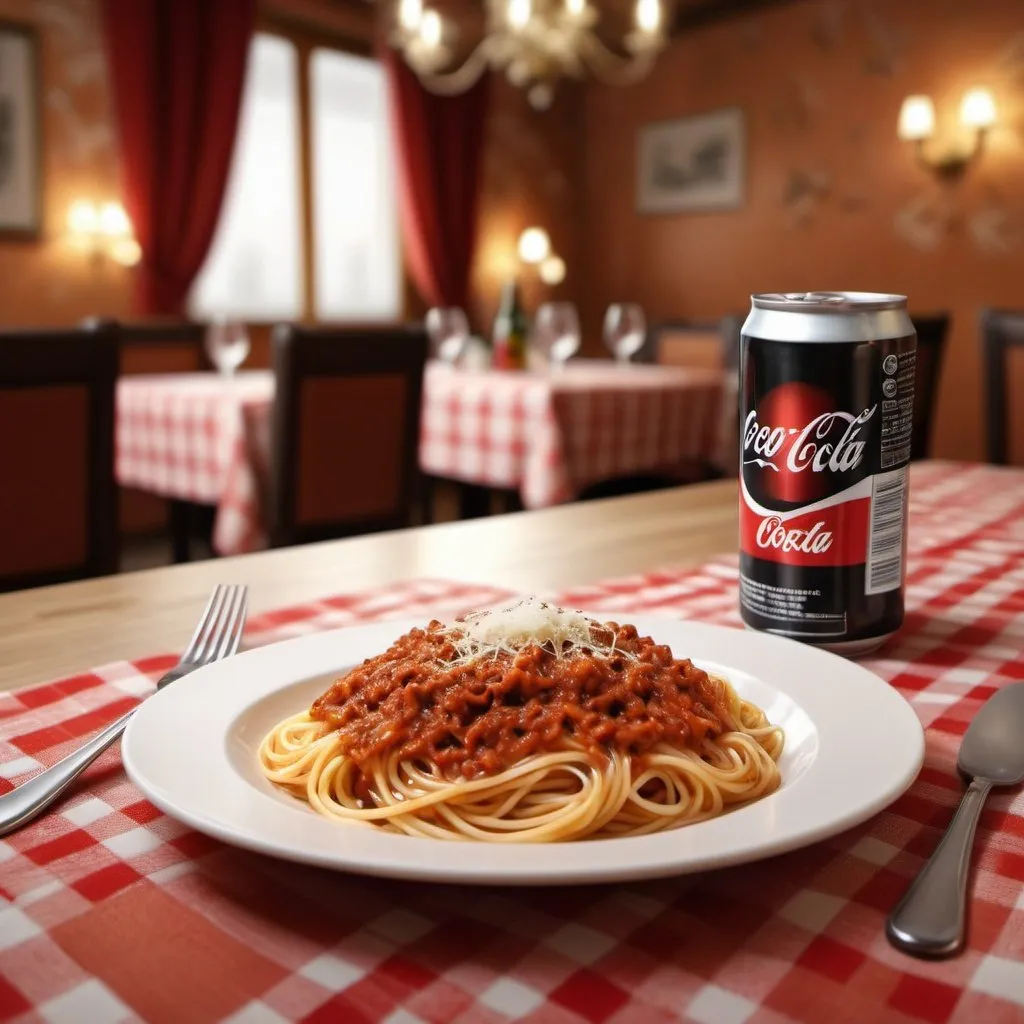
[{"left": 442, "top": 597, "right": 626, "bottom": 664}]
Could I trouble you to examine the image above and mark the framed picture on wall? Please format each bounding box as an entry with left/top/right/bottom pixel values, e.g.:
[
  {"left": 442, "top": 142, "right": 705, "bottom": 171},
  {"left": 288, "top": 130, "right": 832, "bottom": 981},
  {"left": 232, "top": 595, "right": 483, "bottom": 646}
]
[
  {"left": 0, "top": 22, "right": 40, "bottom": 237},
  {"left": 637, "top": 107, "right": 745, "bottom": 215}
]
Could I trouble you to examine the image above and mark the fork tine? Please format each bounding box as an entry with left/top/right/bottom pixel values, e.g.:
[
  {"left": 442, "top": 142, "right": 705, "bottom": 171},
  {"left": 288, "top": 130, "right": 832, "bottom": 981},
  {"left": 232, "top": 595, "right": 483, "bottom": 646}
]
[
  {"left": 181, "top": 585, "right": 225, "bottom": 663},
  {"left": 211, "top": 586, "right": 248, "bottom": 662},
  {"left": 193, "top": 585, "right": 233, "bottom": 663}
]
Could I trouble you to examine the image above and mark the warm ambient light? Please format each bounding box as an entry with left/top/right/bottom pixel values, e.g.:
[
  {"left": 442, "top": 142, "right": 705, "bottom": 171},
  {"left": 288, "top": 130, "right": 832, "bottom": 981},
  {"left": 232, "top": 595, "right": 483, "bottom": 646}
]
[
  {"left": 564, "top": 0, "right": 586, "bottom": 17},
  {"left": 635, "top": 0, "right": 661, "bottom": 34},
  {"left": 897, "top": 87, "right": 997, "bottom": 180},
  {"left": 897, "top": 95, "right": 935, "bottom": 141},
  {"left": 539, "top": 255, "right": 566, "bottom": 285},
  {"left": 960, "top": 87, "right": 997, "bottom": 129},
  {"left": 67, "top": 199, "right": 99, "bottom": 236},
  {"left": 518, "top": 226, "right": 551, "bottom": 264},
  {"left": 67, "top": 198, "right": 141, "bottom": 266},
  {"left": 419, "top": 9, "right": 442, "bottom": 46},
  {"left": 507, "top": 0, "right": 532, "bottom": 31},
  {"left": 98, "top": 201, "right": 130, "bottom": 237},
  {"left": 398, "top": 0, "right": 422, "bottom": 31}
]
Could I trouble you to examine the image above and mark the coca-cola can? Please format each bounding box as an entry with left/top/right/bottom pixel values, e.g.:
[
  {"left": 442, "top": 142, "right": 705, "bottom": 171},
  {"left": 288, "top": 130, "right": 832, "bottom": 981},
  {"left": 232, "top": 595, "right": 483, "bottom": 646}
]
[{"left": 738, "top": 291, "right": 916, "bottom": 656}]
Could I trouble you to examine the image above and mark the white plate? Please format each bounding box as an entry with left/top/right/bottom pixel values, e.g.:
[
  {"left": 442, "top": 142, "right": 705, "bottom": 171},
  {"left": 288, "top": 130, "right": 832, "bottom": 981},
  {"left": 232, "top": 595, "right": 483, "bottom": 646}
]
[{"left": 122, "top": 616, "right": 924, "bottom": 885}]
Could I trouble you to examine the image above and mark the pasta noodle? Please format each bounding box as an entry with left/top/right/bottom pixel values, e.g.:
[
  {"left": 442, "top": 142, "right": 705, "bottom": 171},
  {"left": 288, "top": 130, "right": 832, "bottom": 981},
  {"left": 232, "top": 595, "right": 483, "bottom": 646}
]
[{"left": 259, "top": 601, "right": 784, "bottom": 842}]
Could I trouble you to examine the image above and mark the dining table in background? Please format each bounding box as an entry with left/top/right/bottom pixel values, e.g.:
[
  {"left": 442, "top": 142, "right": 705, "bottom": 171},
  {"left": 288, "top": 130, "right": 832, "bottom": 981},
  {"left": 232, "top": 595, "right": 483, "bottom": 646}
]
[
  {"left": 115, "top": 360, "right": 732, "bottom": 558},
  {"left": 0, "top": 461, "right": 1023, "bottom": 1024}
]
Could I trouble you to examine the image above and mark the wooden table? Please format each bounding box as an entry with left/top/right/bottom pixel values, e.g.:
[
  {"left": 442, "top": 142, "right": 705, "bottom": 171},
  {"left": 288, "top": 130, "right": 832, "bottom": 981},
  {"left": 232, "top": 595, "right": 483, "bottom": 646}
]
[{"left": 0, "top": 480, "right": 738, "bottom": 691}]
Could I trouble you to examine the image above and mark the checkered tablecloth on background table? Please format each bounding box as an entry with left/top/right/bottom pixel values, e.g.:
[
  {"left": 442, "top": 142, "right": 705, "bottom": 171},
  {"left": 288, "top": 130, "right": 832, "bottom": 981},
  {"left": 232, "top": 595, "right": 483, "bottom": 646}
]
[
  {"left": 116, "top": 362, "right": 729, "bottom": 558},
  {"left": 419, "top": 362, "right": 729, "bottom": 510},
  {"left": 116, "top": 373, "right": 275, "bottom": 556},
  {"left": 1, "top": 462, "right": 1023, "bottom": 1023}
]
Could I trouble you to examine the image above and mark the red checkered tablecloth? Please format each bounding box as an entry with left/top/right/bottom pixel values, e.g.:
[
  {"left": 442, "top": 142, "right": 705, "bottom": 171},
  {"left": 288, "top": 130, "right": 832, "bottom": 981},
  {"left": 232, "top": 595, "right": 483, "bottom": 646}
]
[
  {"left": 420, "top": 362, "right": 729, "bottom": 508},
  {"left": 116, "top": 373, "right": 275, "bottom": 555},
  {"left": 2, "top": 462, "right": 1023, "bottom": 1023},
  {"left": 116, "top": 363, "right": 729, "bottom": 557}
]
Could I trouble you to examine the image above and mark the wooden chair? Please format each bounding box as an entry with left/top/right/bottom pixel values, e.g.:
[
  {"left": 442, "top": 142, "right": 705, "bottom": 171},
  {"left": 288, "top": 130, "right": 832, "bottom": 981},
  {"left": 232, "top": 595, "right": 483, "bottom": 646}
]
[
  {"left": 269, "top": 324, "right": 428, "bottom": 548},
  {"left": 644, "top": 315, "right": 744, "bottom": 371},
  {"left": 980, "top": 308, "right": 1024, "bottom": 464},
  {"left": 85, "top": 319, "right": 211, "bottom": 559},
  {"left": 0, "top": 324, "right": 119, "bottom": 592},
  {"left": 909, "top": 313, "right": 950, "bottom": 461}
]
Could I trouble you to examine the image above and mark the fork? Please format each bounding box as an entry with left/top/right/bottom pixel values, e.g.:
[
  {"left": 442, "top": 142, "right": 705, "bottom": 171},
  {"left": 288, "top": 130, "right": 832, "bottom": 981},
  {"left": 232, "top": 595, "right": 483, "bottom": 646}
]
[{"left": 0, "top": 584, "right": 248, "bottom": 838}]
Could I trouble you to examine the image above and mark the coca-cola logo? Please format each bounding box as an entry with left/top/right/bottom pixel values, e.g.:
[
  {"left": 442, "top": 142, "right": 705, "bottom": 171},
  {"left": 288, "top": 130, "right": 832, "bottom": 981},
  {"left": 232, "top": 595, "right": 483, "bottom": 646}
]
[{"left": 743, "top": 382, "right": 877, "bottom": 503}]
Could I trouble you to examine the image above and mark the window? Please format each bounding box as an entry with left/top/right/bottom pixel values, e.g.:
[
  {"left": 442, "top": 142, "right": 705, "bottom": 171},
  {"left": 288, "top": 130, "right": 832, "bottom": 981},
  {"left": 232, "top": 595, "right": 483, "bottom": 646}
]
[{"left": 190, "top": 33, "right": 401, "bottom": 322}]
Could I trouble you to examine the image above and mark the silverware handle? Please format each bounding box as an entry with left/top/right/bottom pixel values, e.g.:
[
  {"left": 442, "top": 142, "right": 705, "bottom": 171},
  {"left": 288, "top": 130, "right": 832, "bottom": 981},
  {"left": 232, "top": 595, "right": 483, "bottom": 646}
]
[
  {"left": 886, "top": 777, "right": 992, "bottom": 958},
  {"left": 0, "top": 709, "right": 136, "bottom": 838}
]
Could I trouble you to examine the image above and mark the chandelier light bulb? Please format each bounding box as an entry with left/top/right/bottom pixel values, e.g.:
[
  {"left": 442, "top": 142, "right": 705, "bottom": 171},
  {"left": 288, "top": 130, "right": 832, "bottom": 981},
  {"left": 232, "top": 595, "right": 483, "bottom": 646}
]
[
  {"left": 636, "top": 0, "right": 661, "bottom": 34},
  {"left": 398, "top": 0, "right": 422, "bottom": 31},
  {"left": 507, "top": 0, "right": 532, "bottom": 31},
  {"left": 392, "top": 0, "right": 668, "bottom": 103},
  {"left": 419, "top": 9, "right": 442, "bottom": 47}
]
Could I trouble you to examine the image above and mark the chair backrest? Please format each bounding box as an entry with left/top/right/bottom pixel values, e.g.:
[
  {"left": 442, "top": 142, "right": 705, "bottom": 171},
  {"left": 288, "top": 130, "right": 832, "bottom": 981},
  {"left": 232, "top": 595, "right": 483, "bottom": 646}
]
[
  {"left": 0, "top": 324, "right": 119, "bottom": 591},
  {"left": 980, "top": 308, "right": 1024, "bottom": 465},
  {"left": 909, "top": 313, "right": 951, "bottom": 461},
  {"left": 270, "top": 324, "right": 428, "bottom": 548},
  {"left": 645, "top": 315, "right": 743, "bottom": 371},
  {"left": 85, "top": 319, "right": 207, "bottom": 375}
]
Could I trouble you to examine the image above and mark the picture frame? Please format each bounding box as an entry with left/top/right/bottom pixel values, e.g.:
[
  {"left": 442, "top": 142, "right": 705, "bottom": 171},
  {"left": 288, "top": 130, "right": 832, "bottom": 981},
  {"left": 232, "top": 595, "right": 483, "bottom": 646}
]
[
  {"left": 0, "top": 21, "right": 41, "bottom": 238},
  {"left": 637, "top": 107, "right": 745, "bottom": 215}
]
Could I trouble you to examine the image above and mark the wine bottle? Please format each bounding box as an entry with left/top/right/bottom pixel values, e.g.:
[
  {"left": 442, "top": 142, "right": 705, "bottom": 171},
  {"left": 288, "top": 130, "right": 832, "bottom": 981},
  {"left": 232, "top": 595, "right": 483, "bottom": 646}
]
[{"left": 491, "top": 278, "right": 528, "bottom": 371}]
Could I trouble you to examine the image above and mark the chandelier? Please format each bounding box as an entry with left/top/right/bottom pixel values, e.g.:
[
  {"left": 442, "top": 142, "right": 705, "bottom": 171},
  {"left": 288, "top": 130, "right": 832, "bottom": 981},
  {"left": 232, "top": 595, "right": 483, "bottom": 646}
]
[{"left": 389, "top": 0, "right": 670, "bottom": 110}]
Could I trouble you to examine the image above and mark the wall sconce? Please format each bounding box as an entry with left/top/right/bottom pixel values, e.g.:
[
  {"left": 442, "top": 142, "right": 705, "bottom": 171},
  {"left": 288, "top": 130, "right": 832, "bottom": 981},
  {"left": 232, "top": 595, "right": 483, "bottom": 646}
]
[
  {"left": 67, "top": 199, "right": 142, "bottom": 267},
  {"left": 897, "top": 88, "right": 997, "bottom": 180},
  {"left": 517, "top": 226, "right": 567, "bottom": 286}
]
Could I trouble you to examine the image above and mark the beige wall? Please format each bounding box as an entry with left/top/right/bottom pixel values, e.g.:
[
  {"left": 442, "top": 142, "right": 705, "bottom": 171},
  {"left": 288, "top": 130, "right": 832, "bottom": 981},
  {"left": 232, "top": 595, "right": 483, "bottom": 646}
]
[{"left": 581, "top": 0, "right": 1024, "bottom": 462}]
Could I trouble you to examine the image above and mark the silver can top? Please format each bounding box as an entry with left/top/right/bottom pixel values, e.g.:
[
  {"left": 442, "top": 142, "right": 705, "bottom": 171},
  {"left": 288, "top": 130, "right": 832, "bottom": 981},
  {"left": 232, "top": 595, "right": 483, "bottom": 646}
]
[{"left": 752, "top": 291, "right": 908, "bottom": 313}]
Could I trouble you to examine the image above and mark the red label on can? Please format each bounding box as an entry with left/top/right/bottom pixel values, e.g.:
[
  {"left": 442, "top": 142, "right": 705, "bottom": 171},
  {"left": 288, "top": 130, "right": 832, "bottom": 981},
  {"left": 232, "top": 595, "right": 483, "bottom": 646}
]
[
  {"left": 739, "top": 479, "right": 872, "bottom": 567},
  {"left": 740, "top": 388, "right": 878, "bottom": 567}
]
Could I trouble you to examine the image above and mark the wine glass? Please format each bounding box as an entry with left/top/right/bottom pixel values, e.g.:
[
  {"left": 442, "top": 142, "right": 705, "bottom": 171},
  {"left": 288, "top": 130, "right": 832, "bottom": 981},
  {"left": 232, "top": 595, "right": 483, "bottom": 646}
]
[
  {"left": 533, "top": 302, "right": 581, "bottom": 369},
  {"left": 425, "top": 307, "right": 470, "bottom": 365},
  {"left": 603, "top": 303, "right": 647, "bottom": 363},
  {"left": 205, "top": 317, "right": 250, "bottom": 378}
]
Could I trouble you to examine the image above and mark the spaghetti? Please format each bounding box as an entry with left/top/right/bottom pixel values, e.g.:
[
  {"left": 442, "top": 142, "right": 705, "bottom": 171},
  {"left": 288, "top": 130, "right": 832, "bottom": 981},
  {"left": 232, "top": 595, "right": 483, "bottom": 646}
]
[{"left": 259, "top": 601, "right": 784, "bottom": 842}]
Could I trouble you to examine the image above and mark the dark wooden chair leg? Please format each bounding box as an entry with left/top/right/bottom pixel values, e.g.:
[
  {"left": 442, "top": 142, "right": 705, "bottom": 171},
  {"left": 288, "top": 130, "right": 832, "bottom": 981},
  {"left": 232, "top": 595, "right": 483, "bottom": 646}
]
[
  {"left": 458, "top": 484, "right": 491, "bottom": 520},
  {"left": 419, "top": 474, "right": 436, "bottom": 525},
  {"left": 169, "top": 499, "right": 192, "bottom": 563}
]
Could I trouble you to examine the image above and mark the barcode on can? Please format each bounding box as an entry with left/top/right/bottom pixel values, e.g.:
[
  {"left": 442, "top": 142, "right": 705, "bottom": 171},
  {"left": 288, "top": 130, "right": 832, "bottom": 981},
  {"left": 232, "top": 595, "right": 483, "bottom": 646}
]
[{"left": 866, "top": 468, "right": 907, "bottom": 595}]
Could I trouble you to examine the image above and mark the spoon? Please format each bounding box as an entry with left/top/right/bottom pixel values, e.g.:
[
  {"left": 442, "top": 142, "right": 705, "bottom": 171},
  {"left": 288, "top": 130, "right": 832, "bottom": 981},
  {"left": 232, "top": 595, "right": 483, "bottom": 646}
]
[{"left": 887, "top": 682, "right": 1024, "bottom": 958}]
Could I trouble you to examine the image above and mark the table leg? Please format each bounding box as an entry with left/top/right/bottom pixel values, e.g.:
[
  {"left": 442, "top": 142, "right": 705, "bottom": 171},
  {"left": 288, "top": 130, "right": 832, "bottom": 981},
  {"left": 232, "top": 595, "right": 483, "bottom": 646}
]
[{"left": 169, "top": 500, "right": 192, "bottom": 564}]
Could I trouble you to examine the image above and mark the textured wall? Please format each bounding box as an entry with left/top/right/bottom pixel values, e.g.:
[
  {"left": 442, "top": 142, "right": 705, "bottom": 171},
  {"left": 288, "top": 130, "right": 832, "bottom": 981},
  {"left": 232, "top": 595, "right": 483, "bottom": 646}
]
[{"left": 581, "top": 0, "right": 1024, "bottom": 461}]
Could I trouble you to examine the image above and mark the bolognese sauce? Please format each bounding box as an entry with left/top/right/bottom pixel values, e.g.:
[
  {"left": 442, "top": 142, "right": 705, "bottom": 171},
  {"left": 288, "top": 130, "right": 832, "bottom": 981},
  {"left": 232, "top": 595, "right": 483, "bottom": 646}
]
[{"left": 310, "top": 621, "right": 734, "bottom": 779}]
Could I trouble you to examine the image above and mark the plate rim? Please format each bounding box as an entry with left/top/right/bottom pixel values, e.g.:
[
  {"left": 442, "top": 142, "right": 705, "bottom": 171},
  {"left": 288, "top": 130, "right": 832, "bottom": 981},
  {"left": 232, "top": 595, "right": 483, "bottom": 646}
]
[{"left": 122, "top": 615, "right": 925, "bottom": 885}]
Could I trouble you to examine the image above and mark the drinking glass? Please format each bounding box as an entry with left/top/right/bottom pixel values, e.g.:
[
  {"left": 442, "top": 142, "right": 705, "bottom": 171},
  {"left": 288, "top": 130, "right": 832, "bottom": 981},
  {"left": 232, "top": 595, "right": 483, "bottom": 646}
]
[
  {"left": 425, "top": 307, "right": 470, "bottom": 365},
  {"left": 603, "top": 303, "right": 647, "bottom": 363},
  {"left": 205, "top": 317, "right": 251, "bottom": 378},
  {"left": 533, "top": 302, "right": 581, "bottom": 369}
]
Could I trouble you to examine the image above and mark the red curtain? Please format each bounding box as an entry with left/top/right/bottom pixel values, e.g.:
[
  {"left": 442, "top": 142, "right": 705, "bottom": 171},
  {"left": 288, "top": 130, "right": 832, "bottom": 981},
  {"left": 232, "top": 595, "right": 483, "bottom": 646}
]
[
  {"left": 383, "top": 49, "right": 491, "bottom": 311},
  {"left": 99, "top": 0, "right": 255, "bottom": 315}
]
